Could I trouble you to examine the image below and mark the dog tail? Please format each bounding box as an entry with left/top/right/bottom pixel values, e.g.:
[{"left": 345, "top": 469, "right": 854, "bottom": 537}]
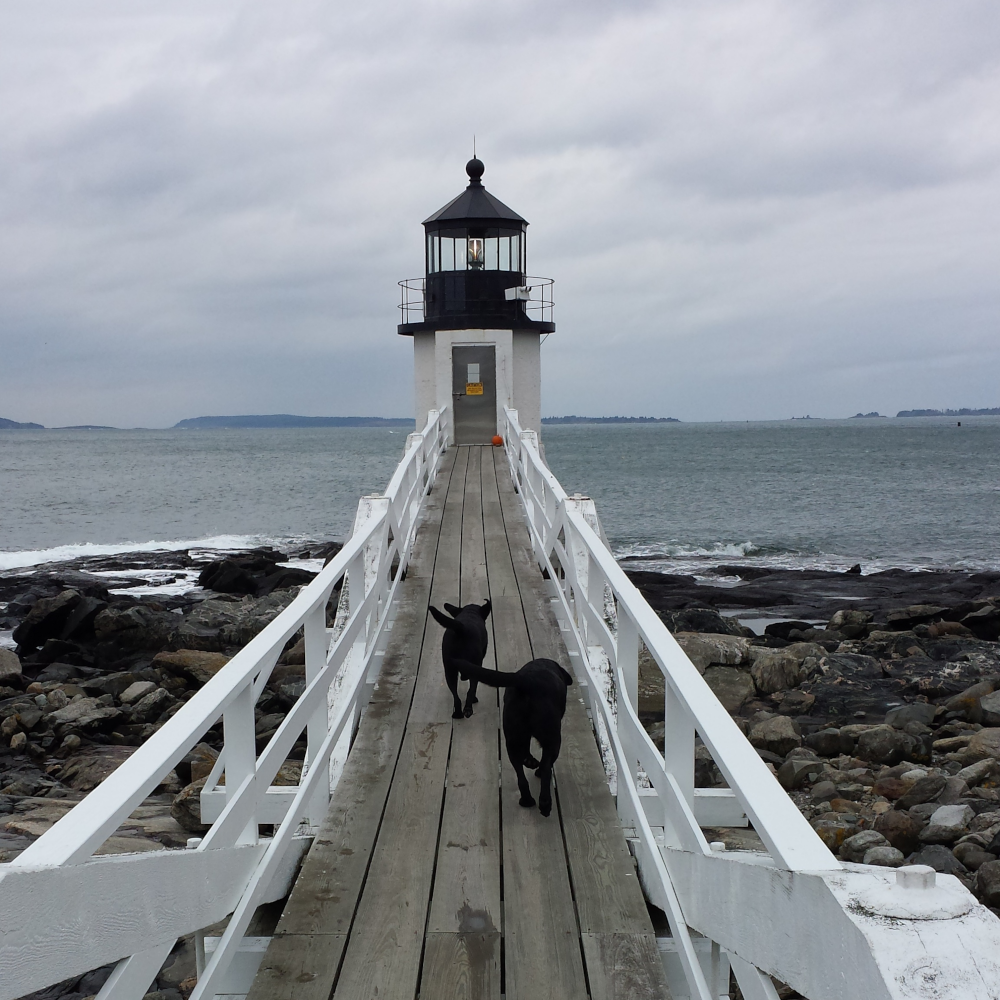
[
  {"left": 452, "top": 658, "right": 518, "bottom": 688},
  {"left": 428, "top": 605, "right": 462, "bottom": 631}
]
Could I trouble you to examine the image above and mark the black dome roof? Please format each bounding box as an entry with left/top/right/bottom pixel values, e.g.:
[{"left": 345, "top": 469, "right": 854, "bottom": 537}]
[{"left": 423, "top": 158, "right": 526, "bottom": 226}]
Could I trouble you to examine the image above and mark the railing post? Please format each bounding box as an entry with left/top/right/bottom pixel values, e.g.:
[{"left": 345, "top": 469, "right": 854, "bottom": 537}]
[
  {"left": 665, "top": 682, "right": 695, "bottom": 814},
  {"left": 617, "top": 606, "right": 639, "bottom": 715},
  {"left": 302, "top": 603, "right": 330, "bottom": 825},
  {"left": 223, "top": 681, "right": 258, "bottom": 845}
]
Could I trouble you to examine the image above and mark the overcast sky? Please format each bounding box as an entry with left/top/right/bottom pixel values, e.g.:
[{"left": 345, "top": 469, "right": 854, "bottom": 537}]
[{"left": 1, "top": 1, "right": 998, "bottom": 426}]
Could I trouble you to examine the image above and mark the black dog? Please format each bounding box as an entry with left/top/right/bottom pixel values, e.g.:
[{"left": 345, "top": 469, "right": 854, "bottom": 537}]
[
  {"left": 450, "top": 657, "right": 573, "bottom": 817},
  {"left": 428, "top": 600, "right": 492, "bottom": 719}
]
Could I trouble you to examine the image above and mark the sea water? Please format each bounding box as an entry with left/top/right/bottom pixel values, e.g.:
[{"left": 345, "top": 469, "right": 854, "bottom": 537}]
[{"left": 1, "top": 417, "right": 998, "bottom": 574}]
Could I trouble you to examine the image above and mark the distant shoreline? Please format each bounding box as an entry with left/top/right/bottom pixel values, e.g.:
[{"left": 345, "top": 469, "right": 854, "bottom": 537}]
[{"left": 541, "top": 415, "right": 680, "bottom": 424}]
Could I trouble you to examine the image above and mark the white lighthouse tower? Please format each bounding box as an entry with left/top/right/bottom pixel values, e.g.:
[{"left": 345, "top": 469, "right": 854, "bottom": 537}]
[{"left": 398, "top": 157, "right": 554, "bottom": 444}]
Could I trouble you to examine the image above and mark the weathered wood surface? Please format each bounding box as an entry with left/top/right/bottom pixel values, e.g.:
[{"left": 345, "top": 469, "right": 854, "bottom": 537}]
[{"left": 248, "top": 446, "right": 669, "bottom": 1000}]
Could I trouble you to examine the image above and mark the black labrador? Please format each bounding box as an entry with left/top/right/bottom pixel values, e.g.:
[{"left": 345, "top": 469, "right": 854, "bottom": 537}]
[
  {"left": 450, "top": 656, "right": 573, "bottom": 817},
  {"left": 428, "top": 600, "right": 492, "bottom": 719}
]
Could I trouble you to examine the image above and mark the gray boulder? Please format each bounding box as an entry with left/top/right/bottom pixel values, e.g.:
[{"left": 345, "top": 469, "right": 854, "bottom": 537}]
[
  {"left": 48, "top": 697, "right": 121, "bottom": 733},
  {"left": 673, "top": 633, "right": 750, "bottom": 674},
  {"left": 919, "top": 804, "right": 974, "bottom": 844},
  {"left": 749, "top": 715, "right": 801, "bottom": 757},
  {"left": 12, "top": 590, "right": 82, "bottom": 649},
  {"left": 749, "top": 649, "right": 804, "bottom": 695},
  {"left": 855, "top": 726, "right": 909, "bottom": 766},
  {"left": 909, "top": 844, "right": 968, "bottom": 876},
  {"left": 975, "top": 860, "right": 1000, "bottom": 906},
  {"left": 130, "top": 688, "right": 176, "bottom": 725},
  {"left": 0, "top": 650, "right": 21, "bottom": 685},
  {"left": 895, "top": 773, "right": 947, "bottom": 810},
  {"left": 863, "top": 846, "right": 905, "bottom": 867},
  {"left": 703, "top": 667, "right": 755, "bottom": 713},
  {"left": 885, "top": 703, "right": 936, "bottom": 729},
  {"left": 980, "top": 690, "right": 1000, "bottom": 727},
  {"left": 840, "top": 830, "right": 888, "bottom": 863}
]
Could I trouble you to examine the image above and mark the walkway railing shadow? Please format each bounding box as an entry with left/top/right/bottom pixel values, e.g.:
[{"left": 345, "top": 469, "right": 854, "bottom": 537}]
[
  {"left": 0, "top": 409, "right": 451, "bottom": 1000},
  {"left": 501, "top": 405, "right": 1000, "bottom": 1000}
]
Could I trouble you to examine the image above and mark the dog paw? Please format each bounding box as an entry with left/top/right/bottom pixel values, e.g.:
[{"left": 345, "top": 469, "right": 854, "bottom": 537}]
[
  {"left": 471, "top": 695, "right": 479, "bottom": 703},
  {"left": 539, "top": 799, "right": 552, "bottom": 817},
  {"left": 452, "top": 710, "right": 465, "bottom": 720},
  {"left": 524, "top": 754, "right": 541, "bottom": 769},
  {"left": 519, "top": 795, "right": 536, "bottom": 808},
  {"left": 463, "top": 704, "right": 474, "bottom": 718}
]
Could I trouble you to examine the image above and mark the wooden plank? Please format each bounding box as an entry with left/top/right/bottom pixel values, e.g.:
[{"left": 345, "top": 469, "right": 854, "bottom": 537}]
[
  {"left": 482, "top": 451, "right": 589, "bottom": 1000},
  {"left": 250, "top": 935, "right": 347, "bottom": 1000},
  {"left": 582, "top": 933, "right": 670, "bottom": 1000},
  {"left": 330, "top": 449, "right": 469, "bottom": 999},
  {"left": 493, "top": 449, "right": 670, "bottom": 998},
  {"left": 247, "top": 451, "right": 457, "bottom": 1000},
  {"left": 421, "top": 932, "right": 501, "bottom": 1000}
]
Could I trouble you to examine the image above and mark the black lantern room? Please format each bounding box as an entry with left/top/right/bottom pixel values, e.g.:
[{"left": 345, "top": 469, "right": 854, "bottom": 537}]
[{"left": 398, "top": 158, "right": 555, "bottom": 335}]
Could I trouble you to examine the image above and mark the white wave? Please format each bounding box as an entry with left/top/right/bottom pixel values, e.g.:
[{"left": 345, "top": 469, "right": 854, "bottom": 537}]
[
  {"left": 0, "top": 534, "right": 284, "bottom": 572},
  {"left": 616, "top": 540, "right": 760, "bottom": 561}
]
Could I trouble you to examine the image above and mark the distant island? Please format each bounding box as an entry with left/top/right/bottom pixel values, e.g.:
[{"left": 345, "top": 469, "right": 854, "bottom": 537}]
[
  {"left": 541, "top": 415, "right": 680, "bottom": 424},
  {"left": 0, "top": 417, "right": 44, "bottom": 429},
  {"left": 174, "top": 414, "right": 415, "bottom": 429},
  {"left": 850, "top": 412, "right": 886, "bottom": 418},
  {"left": 896, "top": 407, "right": 1000, "bottom": 418}
]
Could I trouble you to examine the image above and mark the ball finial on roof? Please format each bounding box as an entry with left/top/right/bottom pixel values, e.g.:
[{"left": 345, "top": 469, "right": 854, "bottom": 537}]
[{"left": 466, "top": 157, "right": 485, "bottom": 183}]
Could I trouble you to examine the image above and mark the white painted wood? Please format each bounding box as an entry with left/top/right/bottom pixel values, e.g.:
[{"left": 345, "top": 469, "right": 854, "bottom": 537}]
[
  {"left": 728, "top": 955, "right": 780, "bottom": 1000},
  {"left": 203, "top": 937, "right": 270, "bottom": 995},
  {"left": 94, "top": 943, "right": 175, "bottom": 1000}
]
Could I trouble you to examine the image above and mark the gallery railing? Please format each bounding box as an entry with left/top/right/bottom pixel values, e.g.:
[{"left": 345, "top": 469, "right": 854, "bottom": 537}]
[
  {"left": 501, "top": 405, "right": 1000, "bottom": 1000},
  {"left": 0, "top": 408, "right": 451, "bottom": 1000}
]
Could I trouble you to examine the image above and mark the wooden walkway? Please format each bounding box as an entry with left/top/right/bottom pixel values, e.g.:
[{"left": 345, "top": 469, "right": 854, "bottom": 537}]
[{"left": 248, "top": 447, "right": 669, "bottom": 1000}]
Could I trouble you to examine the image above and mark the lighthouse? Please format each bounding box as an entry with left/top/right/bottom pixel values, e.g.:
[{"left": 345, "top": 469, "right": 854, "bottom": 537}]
[{"left": 398, "top": 157, "right": 554, "bottom": 444}]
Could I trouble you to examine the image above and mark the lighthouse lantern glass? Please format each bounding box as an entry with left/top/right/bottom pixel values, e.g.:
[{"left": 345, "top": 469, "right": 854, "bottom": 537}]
[{"left": 468, "top": 238, "right": 484, "bottom": 268}]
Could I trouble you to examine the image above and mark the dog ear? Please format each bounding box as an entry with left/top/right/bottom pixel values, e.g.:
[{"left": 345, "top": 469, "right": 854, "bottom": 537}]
[
  {"left": 443, "top": 602, "right": 462, "bottom": 617},
  {"left": 557, "top": 666, "right": 574, "bottom": 686},
  {"left": 479, "top": 599, "right": 492, "bottom": 620}
]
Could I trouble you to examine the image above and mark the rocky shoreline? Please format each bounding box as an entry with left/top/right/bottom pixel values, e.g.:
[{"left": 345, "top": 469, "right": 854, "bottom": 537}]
[
  {"left": 3, "top": 550, "right": 1000, "bottom": 999},
  {"left": 628, "top": 564, "right": 1000, "bottom": 917}
]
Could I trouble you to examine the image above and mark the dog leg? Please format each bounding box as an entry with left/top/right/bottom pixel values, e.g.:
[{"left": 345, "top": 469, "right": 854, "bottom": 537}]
[
  {"left": 462, "top": 677, "right": 479, "bottom": 717},
  {"left": 536, "top": 742, "right": 560, "bottom": 817},
  {"left": 444, "top": 663, "right": 464, "bottom": 719},
  {"left": 506, "top": 736, "right": 535, "bottom": 807}
]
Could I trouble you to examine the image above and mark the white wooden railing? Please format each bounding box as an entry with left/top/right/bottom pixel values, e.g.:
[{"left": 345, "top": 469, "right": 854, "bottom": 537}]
[
  {"left": 501, "top": 406, "right": 1000, "bottom": 1000},
  {"left": 0, "top": 408, "right": 450, "bottom": 1000}
]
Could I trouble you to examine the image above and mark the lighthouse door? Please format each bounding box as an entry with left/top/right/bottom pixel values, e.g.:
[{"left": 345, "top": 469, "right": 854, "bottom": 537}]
[{"left": 452, "top": 345, "right": 497, "bottom": 445}]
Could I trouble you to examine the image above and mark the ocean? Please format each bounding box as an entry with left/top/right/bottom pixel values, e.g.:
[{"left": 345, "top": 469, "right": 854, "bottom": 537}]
[{"left": 1, "top": 417, "right": 999, "bottom": 576}]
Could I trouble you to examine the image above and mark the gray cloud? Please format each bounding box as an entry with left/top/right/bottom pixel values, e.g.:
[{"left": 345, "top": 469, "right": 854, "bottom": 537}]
[{"left": 0, "top": 0, "right": 998, "bottom": 426}]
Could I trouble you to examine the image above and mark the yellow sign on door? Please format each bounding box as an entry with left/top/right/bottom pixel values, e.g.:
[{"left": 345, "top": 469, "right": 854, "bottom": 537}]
[{"left": 466, "top": 383, "right": 484, "bottom": 395}]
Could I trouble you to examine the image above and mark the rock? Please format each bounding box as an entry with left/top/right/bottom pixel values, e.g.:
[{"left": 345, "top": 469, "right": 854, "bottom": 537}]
[
  {"left": 937, "top": 776, "right": 971, "bottom": 804},
  {"left": 885, "top": 703, "right": 937, "bottom": 728},
  {"left": 863, "top": 845, "right": 905, "bottom": 867},
  {"left": 172, "top": 592, "right": 297, "bottom": 651},
  {"left": 812, "top": 818, "right": 858, "bottom": 851},
  {"left": 130, "top": 687, "right": 176, "bottom": 724},
  {"left": 805, "top": 728, "right": 842, "bottom": 757},
  {"left": 58, "top": 746, "right": 134, "bottom": 791},
  {"left": 827, "top": 609, "right": 873, "bottom": 638},
  {"left": 58, "top": 595, "right": 109, "bottom": 640},
  {"left": 981, "top": 691, "right": 1000, "bottom": 727},
  {"left": 963, "top": 606, "right": 1000, "bottom": 642},
  {"left": 885, "top": 605, "right": 949, "bottom": 630},
  {"left": 12, "top": 590, "right": 82, "bottom": 650},
  {"left": 46, "top": 688, "right": 69, "bottom": 710},
  {"left": 749, "top": 715, "right": 801, "bottom": 756},
  {"left": 120, "top": 681, "right": 158, "bottom": 706},
  {"left": 919, "top": 804, "right": 974, "bottom": 844},
  {"left": 673, "top": 633, "right": 751, "bottom": 674},
  {"left": 702, "top": 667, "right": 755, "bottom": 713},
  {"left": 10, "top": 732, "right": 26, "bottom": 750},
  {"left": 811, "top": 781, "right": 837, "bottom": 803},
  {"left": 839, "top": 829, "right": 888, "bottom": 862},
  {"left": 957, "top": 758, "right": 1000, "bottom": 788},
  {"left": 281, "top": 637, "right": 306, "bottom": 665},
  {"left": 764, "top": 621, "right": 814, "bottom": 641},
  {"left": 873, "top": 777, "right": 910, "bottom": 800},
  {"left": 93, "top": 604, "right": 176, "bottom": 653},
  {"left": 657, "top": 608, "right": 754, "bottom": 637},
  {"left": 198, "top": 559, "right": 259, "bottom": 595},
  {"left": 94, "top": 835, "right": 166, "bottom": 855},
  {"left": 855, "top": 726, "right": 909, "bottom": 766},
  {"left": 895, "top": 773, "right": 947, "bottom": 810},
  {"left": 171, "top": 778, "right": 209, "bottom": 833},
  {"left": 975, "top": 860, "right": 1000, "bottom": 906},
  {"left": 944, "top": 680, "right": 997, "bottom": 721},
  {"left": 953, "top": 842, "right": 997, "bottom": 871},
  {"left": 874, "top": 810, "right": 924, "bottom": 854},
  {"left": 777, "top": 757, "right": 825, "bottom": 791},
  {"left": 908, "top": 844, "right": 968, "bottom": 876},
  {"left": 962, "top": 729, "right": 1000, "bottom": 764},
  {"left": 47, "top": 697, "right": 121, "bottom": 732},
  {"left": 771, "top": 689, "right": 816, "bottom": 715},
  {"left": 749, "top": 649, "right": 804, "bottom": 695},
  {"left": 153, "top": 649, "right": 231, "bottom": 685},
  {"left": 0, "top": 650, "right": 21, "bottom": 685}
]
